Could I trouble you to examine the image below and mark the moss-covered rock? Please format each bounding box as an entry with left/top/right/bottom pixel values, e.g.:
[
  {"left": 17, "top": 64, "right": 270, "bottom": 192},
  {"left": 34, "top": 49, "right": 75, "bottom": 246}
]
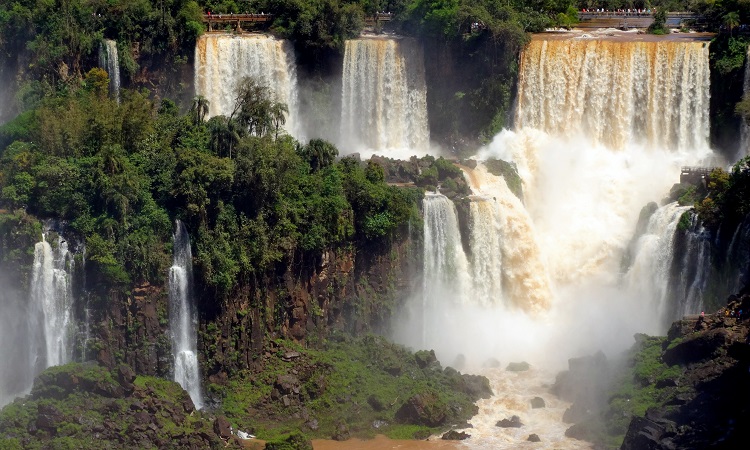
[
  {"left": 216, "top": 335, "right": 489, "bottom": 441},
  {"left": 484, "top": 158, "right": 523, "bottom": 201},
  {"left": 0, "top": 363, "right": 229, "bottom": 449}
]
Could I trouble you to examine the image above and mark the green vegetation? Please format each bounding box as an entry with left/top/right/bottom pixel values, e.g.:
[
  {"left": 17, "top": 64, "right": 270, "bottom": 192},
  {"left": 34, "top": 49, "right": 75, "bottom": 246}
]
[
  {"left": 694, "top": 158, "right": 750, "bottom": 231},
  {"left": 574, "top": 335, "right": 684, "bottom": 449},
  {"left": 0, "top": 71, "right": 419, "bottom": 297},
  {"left": 215, "top": 335, "right": 489, "bottom": 440},
  {"left": 0, "top": 363, "right": 222, "bottom": 449}
]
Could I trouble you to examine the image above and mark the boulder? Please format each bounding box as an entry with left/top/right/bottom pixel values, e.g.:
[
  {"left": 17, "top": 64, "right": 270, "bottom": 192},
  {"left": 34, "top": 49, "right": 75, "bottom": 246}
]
[
  {"left": 442, "top": 430, "right": 471, "bottom": 440},
  {"left": 395, "top": 391, "right": 448, "bottom": 427},
  {"left": 527, "top": 433, "right": 541, "bottom": 442},
  {"left": 213, "top": 415, "right": 232, "bottom": 440},
  {"left": 496, "top": 415, "right": 523, "bottom": 428},
  {"left": 506, "top": 361, "right": 530, "bottom": 372},
  {"left": 530, "top": 397, "right": 545, "bottom": 408}
]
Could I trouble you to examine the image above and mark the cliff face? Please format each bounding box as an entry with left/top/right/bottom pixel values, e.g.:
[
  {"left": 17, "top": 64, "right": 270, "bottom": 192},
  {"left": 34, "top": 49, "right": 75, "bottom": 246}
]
[
  {"left": 85, "top": 233, "right": 418, "bottom": 381},
  {"left": 619, "top": 292, "right": 750, "bottom": 450}
]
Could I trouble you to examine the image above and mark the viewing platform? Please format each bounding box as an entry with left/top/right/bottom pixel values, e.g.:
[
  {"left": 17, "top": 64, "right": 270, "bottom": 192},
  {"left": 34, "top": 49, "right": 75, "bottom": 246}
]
[
  {"left": 680, "top": 166, "right": 715, "bottom": 185},
  {"left": 203, "top": 13, "right": 272, "bottom": 31},
  {"left": 577, "top": 11, "right": 705, "bottom": 30}
]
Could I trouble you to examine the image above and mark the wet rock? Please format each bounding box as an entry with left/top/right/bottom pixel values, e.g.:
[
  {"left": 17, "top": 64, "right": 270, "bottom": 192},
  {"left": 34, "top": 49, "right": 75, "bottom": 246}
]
[
  {"left": 372, "top": 420, "right": 387, "bottom": 429},
  {"left": 275, "top": 374, "right": 300, "bottom": 395},
  {"left": 395, "top": 391, "right": 448, "bottom": 427},
  {"left": 530, "top": 397, "right": 545, "bottom": 408},
  {"left": 415, "top": 349, "right": 438, "bottom": 369},
  {"left": 36, "top": 404, "right": 63, "bottom": 432},
  {"left": 442, "top": 430, "right": 471, "bottom": 440},
  {"left": 506, "top": 361, "right": 530, "bottom": 372},
  {"left": 483, "top": 358, "right": 501, "bottom": 368},
  {"left": 213, "top": 415, "right": 232, "bottom": 440},
  {"left": 306, "top": 419, "right": 319, "bottom": 431},
  {"left": 527, "top": 433, "right": 541, "bottom": 442},
  {"left": 496, "top": 415, "right": 523, "bottom": 428},
  {"left": 332, "top": 422, "right": 350, "bottom": 441}
]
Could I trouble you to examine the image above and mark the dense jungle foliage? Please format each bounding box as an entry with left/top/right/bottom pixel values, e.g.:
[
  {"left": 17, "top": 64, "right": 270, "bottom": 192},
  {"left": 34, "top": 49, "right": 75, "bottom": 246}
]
[{"left": 0, "top": 70, "right": 420, "bottom": 298}]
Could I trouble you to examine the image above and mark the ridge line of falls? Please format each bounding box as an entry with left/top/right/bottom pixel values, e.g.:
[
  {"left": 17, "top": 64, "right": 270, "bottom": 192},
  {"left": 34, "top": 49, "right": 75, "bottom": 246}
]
[
  {"left": 169, "top": 220, "right": 203, "bottom": 409},
  {"left": 340, "top": 37, "right": 429, "bottom": 157},
  {"left": 194, "top": 33, "right": 301, "bottom": 139},
  {"left": 98, "top": 39, "right": 121, "bottom": 102}
]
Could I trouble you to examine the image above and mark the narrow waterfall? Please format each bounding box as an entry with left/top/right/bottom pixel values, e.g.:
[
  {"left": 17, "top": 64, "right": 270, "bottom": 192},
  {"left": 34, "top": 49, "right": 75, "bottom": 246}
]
[
  {"left": 669, "top": 213, "right": 711, "bottom": 318},
  {"left": 169, "top": 220, "right": 203, "bottom": 409},
  {"left": 98, "top": 39, "right": 121, "bottom": 101},
  {"left": 516, "top": 39, "right": 710, "bottom": 151},
  {"left": 30, "top": 236, "right": 75, "bottom": 370},
  {"left": 740, "top": 45, "right": 750, "bottom": 158},
  {"left": 340, "top": 37, "right": 429, "bottom": 154},
  {"left": 194, "top": 34, "right": 301, "bottom": 138},
  {"left": 421, "top": 194, "right": 470, "bottom": 345},
  {"left": 623, "top": 203, "right": 690, "bottom": 325}
]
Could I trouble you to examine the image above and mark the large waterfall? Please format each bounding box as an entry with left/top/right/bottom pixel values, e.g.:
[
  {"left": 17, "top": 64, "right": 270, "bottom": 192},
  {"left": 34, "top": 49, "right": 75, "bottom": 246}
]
[
  {"left": 169, "top": 220, "right": 203, "bottom": 409},
  {"left": 340, "top": 37, "right": 429, "bottom": 156},
  {"left": 400, "top": 35, "right": 716, "bottom": 448},
  {"left": 194, "top": 34, "right": 301, "bottom": 138},
  {"left": 98, "top": 39, "right": 121, "bottom": 101},
  {"left": 516, "top": 38, "right": 710, "bottom": 152}
]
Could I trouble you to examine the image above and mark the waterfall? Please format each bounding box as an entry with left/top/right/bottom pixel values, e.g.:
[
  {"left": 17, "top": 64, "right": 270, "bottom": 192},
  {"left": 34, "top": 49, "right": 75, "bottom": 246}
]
[
  {"left": 98, "top": 39, "right": 121, "bottom": 102},
  {"left": 421, "top": 193, "right": 470, "bottom": 345},
  {"left": 194, "top": 34, "right": 301, "bottom": 139},
  {"left": 0, "top": 282, "right": 33, "bottom": 407},
  {"left": 169, "top": 220, "right": 203, "bottom": 409},
  {"left": 30, "top": 235, "right": 75, "bottom": 371},
  {"left": 340, "top": 37, "right": 429, "bottom": 155},
  {"left": 465, "top": 165, "right": 552, "bottom": 314},
  {"left": 516, "top": 39, "right": 710, "bottom": 152},
  {"left": 740, "top": 45, "right": 750, "bottom": 159},
  {"left": 623, "top": 203, "right": 690, "bottom": 324}
]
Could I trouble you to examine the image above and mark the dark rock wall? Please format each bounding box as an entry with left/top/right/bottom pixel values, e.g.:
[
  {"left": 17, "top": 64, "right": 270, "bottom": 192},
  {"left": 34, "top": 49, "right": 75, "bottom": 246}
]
[{"left": 84, "top": 232, "right": 419, "bottom": 381}]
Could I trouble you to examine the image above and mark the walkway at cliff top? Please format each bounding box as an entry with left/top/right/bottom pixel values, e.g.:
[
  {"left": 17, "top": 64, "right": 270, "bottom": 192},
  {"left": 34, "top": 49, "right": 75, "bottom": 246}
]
[
  {"left": 534, "top": 29, "right": 714, "bottom": 42},
  {"left": 202, "top": 13, "right": 393, "bottom": 31},
  {"left": 577, "top": 11, "right": 704, "bottom": 29}
]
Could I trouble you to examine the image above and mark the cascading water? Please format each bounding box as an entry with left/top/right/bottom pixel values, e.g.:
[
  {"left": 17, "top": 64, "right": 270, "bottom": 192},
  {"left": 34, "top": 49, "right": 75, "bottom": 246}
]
[
  {"left": 169, "top": 220, "right": 203, "bottom": 409},
  {"left": 516, "top": 38, "right": 710, "bottom": 151},
  {"left": 194, "top": 34, "right": 301, "bottom": 139},
  {"left": 623, "top": 202, "right": 691, "bottom": 322},
  {"left": 421, "top": 193, "right": 471, "bottom": 346},
  {"left": 404, "top": 35, "right": 716, "bottom": 449},
  {"left": 740, "top": 45, "right": 750, "bottom": 159},
  {"left": 464, "top": 165, "right": 552, "bottom": 313},
  {"left": 30, "top": 235, "right": 75, "bottom": 371},
  {"left": 340, "top": 37, "right": 429, "bottom": 156},
  {"left": 98, "top": 39, "right": 121, "bottom": 102}
]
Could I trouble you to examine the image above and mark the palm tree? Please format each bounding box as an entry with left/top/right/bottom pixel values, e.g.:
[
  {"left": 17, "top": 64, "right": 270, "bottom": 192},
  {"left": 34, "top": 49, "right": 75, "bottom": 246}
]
[
  {"left": 724, "top": 11, "right": 740, "bottom": 36},
  {"left": 269, "top": 102, "right": 288, "bottom": 140},
  {"left": 190, "top": 95, "right": 210, "bottom": 124}
]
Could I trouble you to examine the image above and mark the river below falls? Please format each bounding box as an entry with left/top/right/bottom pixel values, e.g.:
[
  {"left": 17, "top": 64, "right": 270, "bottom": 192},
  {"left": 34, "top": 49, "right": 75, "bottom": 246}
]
[{"left": 245, "top": 365, "right": 592, "bottom": 449}]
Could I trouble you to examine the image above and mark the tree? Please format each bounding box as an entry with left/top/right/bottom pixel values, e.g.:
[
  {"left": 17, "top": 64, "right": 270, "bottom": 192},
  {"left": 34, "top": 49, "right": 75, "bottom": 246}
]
[
  {"left": 299, "top": 139, "right": 338, "bottom": 172},
  {"left": 724, "top": 11, "right": 740, "bottom": 36},
  {"left": 190, "top": 95, "right": 210, "bottom": 124}
]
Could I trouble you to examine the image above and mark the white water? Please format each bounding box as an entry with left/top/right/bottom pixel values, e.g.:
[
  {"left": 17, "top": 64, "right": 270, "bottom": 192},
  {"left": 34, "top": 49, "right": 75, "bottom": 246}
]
[
  {"left": 30, "top": 236, "right": 75, "bottom": 370},
  {"left": 98, "top": 39, "right": 121, "bottom": 102},
  {"left": 741, "top": 45, "right": 750, "bottom": 159},
  {"left": 421, "top": 193, "right": 471, "bottom": 346},
  {"left": 623, "top": 202, "right": 691, "bottom": 321},
  {"left": 194, "top": 33, "right": 301, "bottom": 139},
  {"left": 169, "top": 220, "right": 203, "bottom": 409},
  {"left": 340, "top": 37, "right": 429, "bottom": 157},
  {"left": 396, "top": 37, "right": 716, "bottom": 449}
]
